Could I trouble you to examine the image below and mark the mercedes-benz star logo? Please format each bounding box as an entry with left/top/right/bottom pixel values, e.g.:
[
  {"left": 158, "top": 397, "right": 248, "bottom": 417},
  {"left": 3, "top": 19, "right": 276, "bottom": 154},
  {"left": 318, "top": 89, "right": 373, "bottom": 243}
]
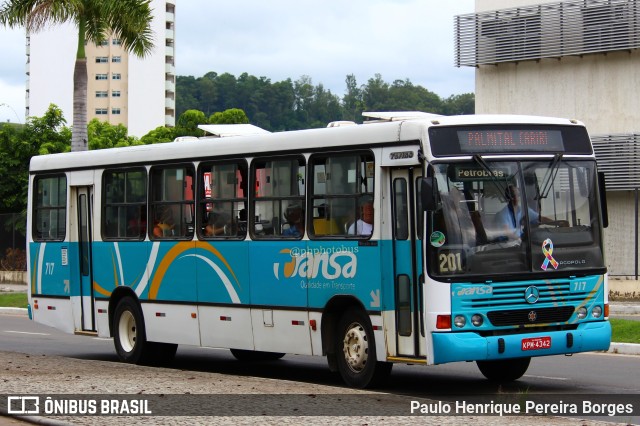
[{"left": 524, "top": 286, "right": 540, "bottom": 304}]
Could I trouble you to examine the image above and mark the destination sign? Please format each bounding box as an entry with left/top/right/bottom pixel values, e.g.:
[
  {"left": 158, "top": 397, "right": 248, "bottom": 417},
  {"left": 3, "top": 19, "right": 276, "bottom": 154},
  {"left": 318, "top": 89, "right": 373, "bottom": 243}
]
[
  {"left": 457, "top": 129, "right": 564, "bottom": 153},
  {"left": 428, "top": 125, "right": 593, "bottom": 157}
]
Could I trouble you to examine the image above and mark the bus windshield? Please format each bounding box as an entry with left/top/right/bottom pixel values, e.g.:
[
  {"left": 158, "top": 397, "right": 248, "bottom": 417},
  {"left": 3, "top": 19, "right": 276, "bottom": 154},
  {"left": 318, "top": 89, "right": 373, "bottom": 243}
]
[{"left": 427, "top": 159, "right": 605, "bottom": 279}]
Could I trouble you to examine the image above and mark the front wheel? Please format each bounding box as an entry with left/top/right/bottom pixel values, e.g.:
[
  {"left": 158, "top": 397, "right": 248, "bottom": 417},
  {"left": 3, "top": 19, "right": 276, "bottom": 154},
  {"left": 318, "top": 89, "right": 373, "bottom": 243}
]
[
  {"left": 476, "top": 357, "right": 531, "bottom": 382},
  {"left": 335, "top": 309, "right": 391, "bottom": 388}
]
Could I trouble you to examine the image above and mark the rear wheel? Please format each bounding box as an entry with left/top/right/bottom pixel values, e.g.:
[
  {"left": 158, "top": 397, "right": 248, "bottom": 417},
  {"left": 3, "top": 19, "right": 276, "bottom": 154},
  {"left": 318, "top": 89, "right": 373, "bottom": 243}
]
[
  {"left": 230, "top": 349, "right": 285, "bottom": 362},
  {"left": 113, "top": 297, "right": 149, "bottom": 364},
  {"left": 113, "top": 297, "right": 177, "bottom": 365},
  {"left": 335, "top": 309, "right": 392, "bottom": 388},
  {"left": 476, "top": 357, "right": 531, "bottom": 382}
]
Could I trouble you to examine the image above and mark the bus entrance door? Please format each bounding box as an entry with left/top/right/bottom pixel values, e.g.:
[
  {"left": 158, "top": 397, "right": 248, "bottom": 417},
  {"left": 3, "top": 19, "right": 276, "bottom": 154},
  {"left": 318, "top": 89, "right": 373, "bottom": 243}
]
[
  {"left": 74, "top": 186, "right": 96, "bottom": 332},
  {"left": 390, "top": 168, "right": 426, "bottom": 358}
]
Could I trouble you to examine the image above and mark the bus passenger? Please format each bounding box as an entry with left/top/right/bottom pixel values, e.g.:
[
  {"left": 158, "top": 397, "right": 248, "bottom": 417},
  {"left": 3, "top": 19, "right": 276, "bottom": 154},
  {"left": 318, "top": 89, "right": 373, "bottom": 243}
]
[
  {"left": 283, "top": 204, "right": 304, "bottom": 237},
  {"left": 153, "top": 206, "right": 174, "bottom": 237},
  {"left": 127, "top": 208, "right": 146, "bottom": 238},
  {"left": 206, "top": 206, "right": 232, "bottom": 236},
  {"left": 348, "top": 201, "right": 373, "bottom": 236}
]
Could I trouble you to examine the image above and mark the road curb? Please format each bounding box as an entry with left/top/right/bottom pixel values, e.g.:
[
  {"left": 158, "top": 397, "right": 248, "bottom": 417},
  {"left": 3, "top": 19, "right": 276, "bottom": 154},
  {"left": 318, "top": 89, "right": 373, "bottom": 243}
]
[
  {"left": 0, "top": 307, "right": 28, "bottom": 316},
  {"left": 609, "top": 304, "right": 640, "bottom": 315},
  {"left": 607, "top": 342, "right": 640, "bottom": 356}
]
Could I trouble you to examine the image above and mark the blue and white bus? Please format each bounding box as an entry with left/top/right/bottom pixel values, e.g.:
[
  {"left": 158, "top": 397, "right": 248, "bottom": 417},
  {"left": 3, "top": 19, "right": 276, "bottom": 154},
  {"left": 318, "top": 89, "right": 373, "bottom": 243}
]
[{"left": 27, "top": 113, "right": 611, "bottom": 388}]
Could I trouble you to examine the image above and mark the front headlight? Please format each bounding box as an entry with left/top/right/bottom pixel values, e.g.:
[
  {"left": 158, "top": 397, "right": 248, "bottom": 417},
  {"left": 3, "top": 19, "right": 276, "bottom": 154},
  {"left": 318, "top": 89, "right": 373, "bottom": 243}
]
[
  {"left": 576, "top": 307, "right": 587, "bottom": 319},
  {"left": 592, "top": 306, "right": 603, "bottom": 318},
  {"left": 454, "top": 315, "right": 466, "bottom": 328},
  {"left": 471, "top": 314, "right": 484, "bottom": 327}
]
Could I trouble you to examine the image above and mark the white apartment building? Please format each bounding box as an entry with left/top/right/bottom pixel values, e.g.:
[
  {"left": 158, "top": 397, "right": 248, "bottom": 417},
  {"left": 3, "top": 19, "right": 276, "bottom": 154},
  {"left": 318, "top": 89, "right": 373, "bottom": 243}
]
[
  {"left": 455, "top": 0, "right": 640, "bottom": 277},
  {"left": 26, "top": 0, "right": 176, "bottom": 137}
]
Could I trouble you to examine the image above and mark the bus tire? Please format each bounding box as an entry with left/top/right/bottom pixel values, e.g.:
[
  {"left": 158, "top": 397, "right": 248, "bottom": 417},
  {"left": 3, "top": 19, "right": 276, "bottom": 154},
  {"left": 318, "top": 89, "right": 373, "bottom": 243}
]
[
  {"left": 230, "top": 349, "right": 285, "bottom": 362},
  {"left": 476, "top": 357, "right": 531, "bottom": 382},
  {"left": 335, "top": 309, "right": 391, "bottom": 388},
  {"left": 113, "top": 297, "right": 150, "bottom": 364}
]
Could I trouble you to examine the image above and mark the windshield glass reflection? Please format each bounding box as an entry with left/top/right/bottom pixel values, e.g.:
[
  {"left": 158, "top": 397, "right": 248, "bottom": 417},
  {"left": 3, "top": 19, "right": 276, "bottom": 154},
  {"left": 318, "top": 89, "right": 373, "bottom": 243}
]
[{"left": 427, "top": 160, "right": 605, "bottom": 279}]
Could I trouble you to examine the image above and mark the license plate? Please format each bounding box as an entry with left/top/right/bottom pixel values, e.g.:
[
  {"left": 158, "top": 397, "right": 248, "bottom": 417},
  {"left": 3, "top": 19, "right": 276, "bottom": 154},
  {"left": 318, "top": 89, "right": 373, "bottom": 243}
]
[{"left": 521, "top": 336, "right": 551, "bottom": 351}]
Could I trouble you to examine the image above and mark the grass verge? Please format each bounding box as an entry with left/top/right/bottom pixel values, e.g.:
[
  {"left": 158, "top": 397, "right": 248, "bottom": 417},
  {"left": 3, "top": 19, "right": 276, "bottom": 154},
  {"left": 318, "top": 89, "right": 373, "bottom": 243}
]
[
  {"left": 610, "top": 318, "right": 640, "bottom": 344},
  {"left": 0, "top": 292, "right": 28, "bottom": 308}
]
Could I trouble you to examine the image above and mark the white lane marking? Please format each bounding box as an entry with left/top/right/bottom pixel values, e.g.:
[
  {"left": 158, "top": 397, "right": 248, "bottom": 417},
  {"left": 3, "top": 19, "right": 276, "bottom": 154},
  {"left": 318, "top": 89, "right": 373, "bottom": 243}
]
[
  {"left": 4, "top": 330, "right": 50, "bottom": 336},
  {"left": 92, "top": 338, "right": 113, "bottom": 341},
  {"left": 524, "top": 374, "right": 569, "bottom": 381}
]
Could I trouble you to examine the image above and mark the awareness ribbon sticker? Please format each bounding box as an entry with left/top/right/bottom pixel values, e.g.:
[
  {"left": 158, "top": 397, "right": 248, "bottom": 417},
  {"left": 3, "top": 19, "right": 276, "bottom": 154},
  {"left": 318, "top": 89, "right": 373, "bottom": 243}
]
[{"left": 541, "top": 238, "right": 559, "bottom": 270}]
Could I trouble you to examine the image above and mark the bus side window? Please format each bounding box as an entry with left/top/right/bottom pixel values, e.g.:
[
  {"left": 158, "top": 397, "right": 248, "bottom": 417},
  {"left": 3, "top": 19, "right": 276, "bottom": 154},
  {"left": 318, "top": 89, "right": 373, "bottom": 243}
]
[
  {"left": 251, "top": 156, "right": 305, "bottom": 239},
  {"left": 309, "top": 152, "right": 374, "bottom": 238},
  {"left": 102, "top": 169, "right": 146, "bottom": 241},
  {"left": 150, "top": 165, "right": 195, "bottom": 240}
]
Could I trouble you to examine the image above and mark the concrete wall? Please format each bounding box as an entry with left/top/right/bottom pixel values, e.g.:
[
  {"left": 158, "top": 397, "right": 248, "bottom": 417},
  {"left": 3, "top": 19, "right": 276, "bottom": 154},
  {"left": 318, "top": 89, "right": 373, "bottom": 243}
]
[
  {"left": 475, "top": 51, "right": 640, "bottom": 135},
  {"left": 605, "top": 192, "right": 640, "bottom": 277},
  {"left": 0, "top": 271, "right": 27, "bottom": 285}
]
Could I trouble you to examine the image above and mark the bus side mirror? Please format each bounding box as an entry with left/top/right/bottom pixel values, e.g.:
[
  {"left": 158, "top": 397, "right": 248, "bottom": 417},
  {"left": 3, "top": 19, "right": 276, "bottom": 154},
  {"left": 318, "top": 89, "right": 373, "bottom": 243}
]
[
  {"left": 598, "top": 171, "right": 608, "bottom": 228},
  {"left": 420, "top": 177, "right": 438, "bottom": 211}
]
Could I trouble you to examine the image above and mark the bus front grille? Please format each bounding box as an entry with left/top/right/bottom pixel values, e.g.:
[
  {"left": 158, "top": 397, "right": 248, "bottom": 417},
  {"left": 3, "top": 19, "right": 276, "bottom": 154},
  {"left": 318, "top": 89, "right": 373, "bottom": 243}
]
[{"left": 487, "top": 306, "right": 575, "bottom": 326}]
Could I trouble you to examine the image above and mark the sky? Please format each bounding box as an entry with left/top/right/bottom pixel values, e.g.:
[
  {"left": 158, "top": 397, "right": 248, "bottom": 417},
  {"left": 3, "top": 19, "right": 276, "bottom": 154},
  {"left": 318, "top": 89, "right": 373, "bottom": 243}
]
[{"left": 0, "top": 0, "right": 475, "bottom": 124}]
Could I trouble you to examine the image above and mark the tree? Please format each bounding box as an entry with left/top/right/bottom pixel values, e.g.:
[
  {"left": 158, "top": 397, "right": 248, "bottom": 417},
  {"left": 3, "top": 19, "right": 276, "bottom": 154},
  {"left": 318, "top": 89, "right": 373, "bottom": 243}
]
[
  {"left": 442, "top": 93, "right": 475, "bottom": 115},
  {"left": 209, "top": 108, "right": 249, "bottom": 125},
  {"left": 387, "top": 79, "right": 443, "bottom": 112},
  {"left": 362, "top": 74, "right": 390, "bottom": 112},
  {"left": 343, "top": 74, "right": 364, "bottom": 122},
  {"left": 87, "top": 119, "right": 140, "bottom": 149},
  {"left": 176, "top": 109, "right": 207, "bottom": 137},
  {"left": 0, "top": 0, "right": 154, "bottom": 152},
  {"left": 22, "top": 104, "right": 71, "bottom": 155},
  {"left": 0, "top": 104, "right": 70, "bottom": 216},
  {"left": 174, "top": 70, "right": 475, "bottom": 130},
  {"left": 140, "top": 125, "right": 176, "bottom": 144}
]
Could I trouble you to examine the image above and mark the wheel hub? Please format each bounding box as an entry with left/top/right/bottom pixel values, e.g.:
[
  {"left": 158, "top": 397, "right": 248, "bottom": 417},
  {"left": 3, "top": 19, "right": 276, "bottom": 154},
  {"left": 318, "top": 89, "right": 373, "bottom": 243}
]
[
  {"left": 342, "top": 322, "right": 369, "bottom": 373},
  {"left": 118, "top": 310, "right": 137, "bottom": 353}
]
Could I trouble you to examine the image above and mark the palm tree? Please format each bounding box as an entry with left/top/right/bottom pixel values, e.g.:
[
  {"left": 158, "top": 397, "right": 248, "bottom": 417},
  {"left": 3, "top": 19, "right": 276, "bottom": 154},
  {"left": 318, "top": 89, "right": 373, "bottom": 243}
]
[{"left": 0, "top": 0, "right": 154, "bottom": 151}]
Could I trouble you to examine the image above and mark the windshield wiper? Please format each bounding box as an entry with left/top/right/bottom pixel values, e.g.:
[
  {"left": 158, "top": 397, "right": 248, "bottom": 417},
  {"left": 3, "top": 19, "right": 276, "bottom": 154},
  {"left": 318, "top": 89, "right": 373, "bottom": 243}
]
[
  {"left": 536, "top": 153, "right": 563, "bottom": 200},
  {"left": 472, "top": 154, "right": 509, "bottom": 202}
]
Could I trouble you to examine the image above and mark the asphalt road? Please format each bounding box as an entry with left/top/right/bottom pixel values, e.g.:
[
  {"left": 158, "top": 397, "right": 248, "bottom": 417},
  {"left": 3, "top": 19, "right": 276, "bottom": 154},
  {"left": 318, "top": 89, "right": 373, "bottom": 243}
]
[{"left": 1, "top": 313, "right": 639, "bottom": 425}]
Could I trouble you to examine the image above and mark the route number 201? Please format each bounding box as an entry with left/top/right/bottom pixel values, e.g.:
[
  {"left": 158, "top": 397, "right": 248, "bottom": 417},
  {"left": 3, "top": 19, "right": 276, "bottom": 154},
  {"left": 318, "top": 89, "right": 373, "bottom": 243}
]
[{"left": 439, "top": 252, "right": 462, "bottom": 273}]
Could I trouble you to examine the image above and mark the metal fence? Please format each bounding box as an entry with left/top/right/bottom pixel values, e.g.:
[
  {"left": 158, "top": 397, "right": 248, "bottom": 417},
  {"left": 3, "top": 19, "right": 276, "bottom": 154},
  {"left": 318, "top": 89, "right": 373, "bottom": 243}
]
[
  {"left": 0, "top": 213, "right": 26, "bottom": 271},
  {"left": 455, "top": 0, "right": 640, "bottom": 67}
]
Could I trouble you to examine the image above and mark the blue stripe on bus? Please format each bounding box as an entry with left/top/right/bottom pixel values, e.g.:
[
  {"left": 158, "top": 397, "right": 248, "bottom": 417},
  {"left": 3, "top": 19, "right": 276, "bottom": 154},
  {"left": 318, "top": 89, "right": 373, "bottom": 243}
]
[{"left": 31, "top": 239, "right": 409, "bottom": 312}]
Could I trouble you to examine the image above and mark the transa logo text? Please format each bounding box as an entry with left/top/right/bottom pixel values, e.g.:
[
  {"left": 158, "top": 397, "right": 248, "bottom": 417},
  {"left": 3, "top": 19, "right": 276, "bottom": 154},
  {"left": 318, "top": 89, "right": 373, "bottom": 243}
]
[{"left": 273, "top": 248, "right": 357, "bottom": 280}]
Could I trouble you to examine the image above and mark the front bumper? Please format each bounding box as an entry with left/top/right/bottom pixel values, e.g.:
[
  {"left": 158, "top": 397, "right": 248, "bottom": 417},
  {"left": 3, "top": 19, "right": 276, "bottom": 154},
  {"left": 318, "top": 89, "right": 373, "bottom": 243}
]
[{"left": 432, "top": 320, "right": 611, "bottom": 364}]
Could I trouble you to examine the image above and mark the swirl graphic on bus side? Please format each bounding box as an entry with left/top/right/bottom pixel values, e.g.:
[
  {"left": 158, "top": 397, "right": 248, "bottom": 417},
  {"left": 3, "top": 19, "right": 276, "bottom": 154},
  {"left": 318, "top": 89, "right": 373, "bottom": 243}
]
[{"left": 149, "top": 242, "right": 241, "bottom": 301}]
